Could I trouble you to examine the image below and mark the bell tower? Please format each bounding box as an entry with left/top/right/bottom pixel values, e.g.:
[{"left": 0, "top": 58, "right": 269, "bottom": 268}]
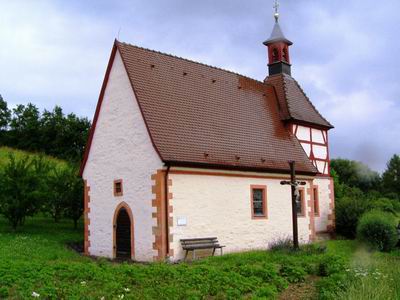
[{"left": 263, "top": 0, "right": 293, "bottom": 76}]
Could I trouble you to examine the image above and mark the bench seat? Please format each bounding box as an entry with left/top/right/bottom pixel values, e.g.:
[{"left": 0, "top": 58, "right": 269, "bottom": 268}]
[{"left": 180, "top": 237, "right": 225, "bottom": 260}]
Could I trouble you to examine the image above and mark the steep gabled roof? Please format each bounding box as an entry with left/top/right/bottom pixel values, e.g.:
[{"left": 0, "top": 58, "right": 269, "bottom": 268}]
[
  {"left": 265, "top": 73, "right": 333, "bottom": 129},
  {"left": 80, "top": 40, "right": 318, "bottom": 175}
]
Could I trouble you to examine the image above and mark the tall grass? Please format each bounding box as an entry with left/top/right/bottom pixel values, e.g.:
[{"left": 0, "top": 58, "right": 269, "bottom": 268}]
[{"left": 335, "top": 248, "right": 400, "bottom": 300}]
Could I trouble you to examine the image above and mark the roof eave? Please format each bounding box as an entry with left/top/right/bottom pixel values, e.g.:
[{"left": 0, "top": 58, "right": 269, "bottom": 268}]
[
  {"left": 284, "top": 117, "right": 334, "bottom": 130},
  {"left": 163, "top": 160, "right": 318, "bottom": 176},
  {"left": 263, "top": 38, "right": 293, "bottom": 46}
]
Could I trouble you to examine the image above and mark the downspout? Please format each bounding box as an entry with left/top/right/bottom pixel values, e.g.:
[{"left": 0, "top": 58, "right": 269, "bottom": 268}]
[{"left": 164, "top": 164, "right": 171, "bottom": 259}]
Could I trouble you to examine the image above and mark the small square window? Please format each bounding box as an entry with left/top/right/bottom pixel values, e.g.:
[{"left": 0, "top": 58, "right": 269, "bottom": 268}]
[{"left": 114, "top": 179, "right": 123, "bottom": 197}]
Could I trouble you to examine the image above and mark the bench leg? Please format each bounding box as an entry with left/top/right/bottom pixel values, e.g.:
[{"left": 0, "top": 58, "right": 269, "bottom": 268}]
[
  {"left": 184, "top": 250, "right": 189, "bottom": 261},
  {"left": 212, "top": 248, "right": 216, "bottom": 256},
  {"left": 193, "top": 250, "right": 196, "bottom": 260},
  {"left": 221, "top": 248, "right": 223, "bottom": 256}
]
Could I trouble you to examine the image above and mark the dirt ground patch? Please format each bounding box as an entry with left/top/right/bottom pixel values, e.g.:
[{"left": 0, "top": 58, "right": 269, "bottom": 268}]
[{"left": 278, "top": 276, "right": 320, "bottom": 300}]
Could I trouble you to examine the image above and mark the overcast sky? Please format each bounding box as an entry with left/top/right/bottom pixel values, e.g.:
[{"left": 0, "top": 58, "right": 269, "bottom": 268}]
[{"left": 1, "top": 0, "right": 399, "bottom": 172}]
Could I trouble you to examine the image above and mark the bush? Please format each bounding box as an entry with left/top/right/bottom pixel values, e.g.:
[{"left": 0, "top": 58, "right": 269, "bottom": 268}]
[
  {"left": 367, "top": 198, "right": 398, "bottom": 215},
  {"left": 300, "top": 243, "right": 327, "bottom": 255},
  {"left": 279, "top": 264, "right": 307, "bottom": 283},
  {"left": 357, "top": 210, "right": 398, "bottom": 252},
  {"left": 269, "top": 236, "right": 293, "bottom": 251},
  {"left": 335, "top": 196, "right": 367, "bottom": 238},
  {"left": 318, "top": 254, "right": 346, "bottom": 276}
]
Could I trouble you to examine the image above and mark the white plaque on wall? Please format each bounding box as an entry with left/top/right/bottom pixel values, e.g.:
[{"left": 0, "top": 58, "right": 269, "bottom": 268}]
[{"left": 177, "top": 217, "right": 187, "bottom": 226}]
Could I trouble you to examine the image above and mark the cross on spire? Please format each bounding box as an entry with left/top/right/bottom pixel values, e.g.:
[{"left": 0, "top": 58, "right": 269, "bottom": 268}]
[{"left": 273, "top": 0, "right": 280, "bottom": 23}]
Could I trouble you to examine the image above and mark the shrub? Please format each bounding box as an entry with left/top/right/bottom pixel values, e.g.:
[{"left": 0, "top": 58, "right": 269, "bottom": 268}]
[
  {"left": 318, "top": 254, "right": 346, "bottom": 276},
  {"left": 301, "top": 243, "right": 327, "bottom": 255},
  {"left": 269, "top": 236, "right": 293, "bottom": 251},
  {"left": 367, "top": 198, "right": 398, "bottom": 215},
  {"left": 357, "top": 210, "right": 398, "bottom": 252},
  {"left": 335, "top": 196, "right": 367, "bottom": 238},
  {"left": 279, "top": 264, "right": 306, "bottom": 283},
  {"left": 254, "top": 284, "right": 278, "bottom": 298}
]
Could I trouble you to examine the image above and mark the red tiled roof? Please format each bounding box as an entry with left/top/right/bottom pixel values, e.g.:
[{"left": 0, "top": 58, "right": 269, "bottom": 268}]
[
  {"left": 265, "top": 73, "right": 333, "bottom": 128},
  {"left": 118, "top": 41, "right": 318, "bottom": 174},
  {"left": 80, "top": 41, "right": 319, "bottom": 175}
]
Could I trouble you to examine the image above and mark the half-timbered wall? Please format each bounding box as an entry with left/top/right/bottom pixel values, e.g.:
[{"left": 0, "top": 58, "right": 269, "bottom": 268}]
[{"left": 292, "top": 125, "right": 330, "bottom": 175}]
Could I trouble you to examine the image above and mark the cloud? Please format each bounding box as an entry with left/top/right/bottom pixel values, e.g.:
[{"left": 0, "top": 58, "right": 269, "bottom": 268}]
[{"left": 0, "top": 0, "right": 399, "bottom": 172}]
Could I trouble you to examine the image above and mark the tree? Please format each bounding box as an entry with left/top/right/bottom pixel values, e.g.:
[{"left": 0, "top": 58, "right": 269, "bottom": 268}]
[
  {"left": 0, "top": 94, "right": 11, "bottom": 130},
  {"left": 0, "top": 154, "right": 44, "bottom": 230},
  {"left": 331, "top": 159, "right": 381, "bottom": 193},
  {"left": 61, "top": 165, "right": 84, "bottom": 228},
  {"left": 382, "top": 154, "right": 400, "bottom": 200},
  {"left": 8, "top": 103, "right": 41, "bottom": 151},
  {"left": 0, "top": 95, "right": 11, "bottom": 144},
  {"left": 44, "top": 164, "right": 83, "bottom": 227}
]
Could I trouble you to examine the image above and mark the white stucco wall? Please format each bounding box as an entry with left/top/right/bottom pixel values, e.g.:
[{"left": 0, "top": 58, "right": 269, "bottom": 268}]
[
  {"left": 314, "top": 177, "right": 332, "bottom": 232},
  {"left": 169, "top": 170, "right": 315, "bottom": 261},
  {"left": 82, "top": 50, "right": 163, "bottom": 261}
]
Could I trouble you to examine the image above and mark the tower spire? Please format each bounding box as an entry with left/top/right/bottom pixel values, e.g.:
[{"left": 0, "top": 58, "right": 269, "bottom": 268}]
[
  {"left": 274, "top": 0, "right": 280, "bottom": 23},
  {"left": 263, "top": 0, "right": 293, "bottom": 76}
]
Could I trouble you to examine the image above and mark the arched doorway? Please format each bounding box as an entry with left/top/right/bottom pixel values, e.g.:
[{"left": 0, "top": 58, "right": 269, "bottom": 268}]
[{"left": 113, "top": 202, "right": 134, "bottom": 259}]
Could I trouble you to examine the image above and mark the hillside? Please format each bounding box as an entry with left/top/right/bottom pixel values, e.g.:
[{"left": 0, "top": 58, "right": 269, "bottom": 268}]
[{"left": 0, "top": 146, "right": 68, "bottom": 168}]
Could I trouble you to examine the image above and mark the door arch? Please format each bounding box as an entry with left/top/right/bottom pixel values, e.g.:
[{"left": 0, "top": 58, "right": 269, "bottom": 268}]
[{"left": 113, "top": 202, "right": 134, "bottom": 259}]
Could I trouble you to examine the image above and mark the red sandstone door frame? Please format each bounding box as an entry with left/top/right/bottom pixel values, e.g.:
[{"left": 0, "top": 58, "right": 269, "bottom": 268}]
[{"left": 113, "top": 202, "right": 135, "bottom": 260}]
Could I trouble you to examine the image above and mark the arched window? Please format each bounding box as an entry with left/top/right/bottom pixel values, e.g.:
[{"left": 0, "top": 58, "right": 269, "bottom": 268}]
[
  {"left": 272, "top": 48, "right": 279, "bottom": 62},
  {"left": 282, "top": 48, "right": 288, "bottom": 62}
]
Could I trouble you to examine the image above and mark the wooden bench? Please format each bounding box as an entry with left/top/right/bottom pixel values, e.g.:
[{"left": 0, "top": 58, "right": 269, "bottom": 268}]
[{"left": 180, "top": 237, "right": 225, "bottom": 261}]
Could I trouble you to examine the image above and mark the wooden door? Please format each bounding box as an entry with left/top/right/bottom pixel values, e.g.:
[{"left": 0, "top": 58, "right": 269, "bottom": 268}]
[{"left": 116, "top": 208, "right": 131, "bottom": 258}]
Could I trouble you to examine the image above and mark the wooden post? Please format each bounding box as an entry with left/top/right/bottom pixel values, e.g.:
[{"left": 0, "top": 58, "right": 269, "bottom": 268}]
[{"left": 289, "top": 161, "right": 299, "bottom": 250}]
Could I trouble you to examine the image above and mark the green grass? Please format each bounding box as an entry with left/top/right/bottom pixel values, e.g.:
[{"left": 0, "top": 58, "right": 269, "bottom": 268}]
[
  {"left": 0, "top": 146, "right": 67, "bottom": 168},
  {"left": 0, "top": 217, "right": 399, "bottom": 299}
]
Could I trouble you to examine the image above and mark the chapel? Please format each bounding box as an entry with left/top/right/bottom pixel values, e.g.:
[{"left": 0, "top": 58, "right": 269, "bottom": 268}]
[{"left": 80, "top": 5, "right": 335, "bottom": 261}]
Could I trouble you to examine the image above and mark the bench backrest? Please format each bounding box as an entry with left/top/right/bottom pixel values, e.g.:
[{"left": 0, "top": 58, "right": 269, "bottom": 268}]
[{"left": 180, "top": 237, "right": 219, "bottom": 247}]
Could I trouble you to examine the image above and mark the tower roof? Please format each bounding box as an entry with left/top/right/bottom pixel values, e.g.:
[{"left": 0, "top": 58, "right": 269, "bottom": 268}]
[{"left": 263, "top": 21, "right": 293, "bottom": 46}]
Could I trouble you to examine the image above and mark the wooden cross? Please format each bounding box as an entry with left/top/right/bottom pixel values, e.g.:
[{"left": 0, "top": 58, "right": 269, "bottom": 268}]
[{"left": 280, "top": 161, "right": 306, "bottom": 249}]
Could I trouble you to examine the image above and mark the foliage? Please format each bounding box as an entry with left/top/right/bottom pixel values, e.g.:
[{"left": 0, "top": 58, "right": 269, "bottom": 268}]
[
  {"left": 57, "top": 165, "right": 84, "bottom": 228},
  {"left": 0, "top": 94, "right": 11, "bottom": 131},
  {"left": 318, "top": 254, "right": 346, "bottom": 277},
  {"left": 0, "top": 154, "right": 47, "bottom": 229},
  {"left": 279, "top": 263, "right": 307, "bottom": 283},
  {"left": 331, "top": 158, "right": 381, "bottom": 193},
  {"left": 0, "top": 148, "right": 83, "bottom": 228},
  {"left": 357, "top": 210, "right": 398, "bottom": 252},
  {"left": 317, "top": 273, "right": 350, "bottom": 300},
  {"left": 367, "top": 197, "right": 399, "bottom": 215},
  {"left": 269, "top": 236, "right": 293, "bottom": 251},
  {"left": 335, "top": 196, "right": 368, "bottom": 238},
  {"left": 382, "top": 154, "right": 400, "bottom": 200},
  {"left": 0, "top": 96, "right": 90, "bottom": 163}
]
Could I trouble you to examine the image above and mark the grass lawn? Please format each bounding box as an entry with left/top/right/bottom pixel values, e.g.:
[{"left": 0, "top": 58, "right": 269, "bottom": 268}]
[{"left": 0, "top": 217, "right": 399, "bottom": 299}]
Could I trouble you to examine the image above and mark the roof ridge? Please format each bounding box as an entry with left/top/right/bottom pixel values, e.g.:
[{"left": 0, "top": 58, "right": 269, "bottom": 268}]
[
  {"left": 283, "top": 74, "right": 333, "bottom": 127},
  {"left": 280, "top": 73, "right": 293, "bottom": 116},
  {"left": 117, "top": 40, "right": 265, "bottom": 85}
]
